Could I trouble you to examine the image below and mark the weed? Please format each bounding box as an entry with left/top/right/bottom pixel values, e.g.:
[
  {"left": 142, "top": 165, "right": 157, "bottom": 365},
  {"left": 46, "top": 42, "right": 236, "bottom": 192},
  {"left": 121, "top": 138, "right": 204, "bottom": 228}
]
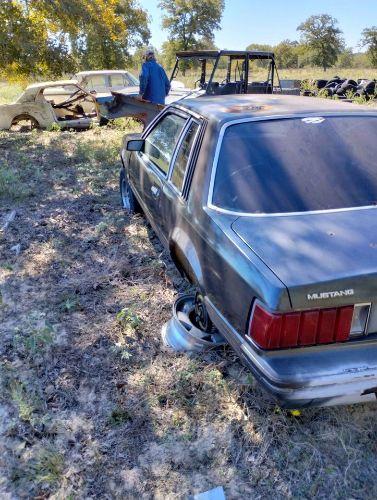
[
  {"left": 116, "top": 308, "right": 142, "bottom": 331},
  {"left": 0, "top": 262, "right": 14, "bottom": 271},
  {"left": 9, "top": 380, "right": 38, "bottom": 423},
  {"left": 172, "top": 411, "right": 185, "bottom": 428},
  {"left": 12, "top": 446, "right": 64, "bottom": 487},
  {"left": 48, "top": 123, "right": 61, "bottom": 132},
  {"left": 13, "top": 323, "right": 54, "bottom": 358},
  {"left": 95, "top": 220, "right": 109, "bottom": 234},
  {"left": 59, "top": 294, "right": 81, "bottom": 313},
  {"left": 106, "top": 117, "right": 143, "bottom": 132},
  {"left": 109, "top": 407, "right": 132, "bottom": 426},
  {"left": 110, "top": 344, "right": 133, "bottom": 360}
]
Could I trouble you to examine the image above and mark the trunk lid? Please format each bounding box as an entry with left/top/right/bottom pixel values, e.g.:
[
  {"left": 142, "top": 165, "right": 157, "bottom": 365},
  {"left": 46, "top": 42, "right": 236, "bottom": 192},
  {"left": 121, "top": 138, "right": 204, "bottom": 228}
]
[{"left": 231, "top": 208, "right": 377, "bottom": 317}]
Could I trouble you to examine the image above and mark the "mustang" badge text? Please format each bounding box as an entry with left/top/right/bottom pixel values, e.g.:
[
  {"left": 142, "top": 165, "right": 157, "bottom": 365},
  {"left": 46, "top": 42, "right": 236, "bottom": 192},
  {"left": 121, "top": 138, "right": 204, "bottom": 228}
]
[{"left": 307, "top": 289, "right": 354, "bottom": 300}]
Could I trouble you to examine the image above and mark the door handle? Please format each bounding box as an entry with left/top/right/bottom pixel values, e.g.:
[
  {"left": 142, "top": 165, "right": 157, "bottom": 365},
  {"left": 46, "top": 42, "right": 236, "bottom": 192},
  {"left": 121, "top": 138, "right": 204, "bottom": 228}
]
[{"left": 151, "top": 185, "right": 160, "bottom": 197}]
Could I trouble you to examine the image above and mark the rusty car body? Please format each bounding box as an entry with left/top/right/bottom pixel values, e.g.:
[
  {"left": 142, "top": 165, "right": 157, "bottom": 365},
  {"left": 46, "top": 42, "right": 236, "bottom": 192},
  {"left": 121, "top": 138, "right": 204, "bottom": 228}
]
[
  {"left": 119, "top": 94, "right": 377, "bottom": 408},
  {"left": 0, "top": 80, "right": 108, "bottom": 130}
]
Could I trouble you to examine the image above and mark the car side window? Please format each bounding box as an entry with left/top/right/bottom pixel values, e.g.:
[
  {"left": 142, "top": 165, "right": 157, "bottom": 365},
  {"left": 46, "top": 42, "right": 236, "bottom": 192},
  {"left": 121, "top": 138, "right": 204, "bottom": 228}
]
[
  {"left": 144, "top": 113, "right": 187, "bottom": 175},
  {"left": 87, "top": 76, "right": 107, "bottom": 91},
  {"left": 110, "top": 74, "right": 124, "bottom": 88},
  {"left": 170, "top": 120, "right": 199, "bottom": 193}
]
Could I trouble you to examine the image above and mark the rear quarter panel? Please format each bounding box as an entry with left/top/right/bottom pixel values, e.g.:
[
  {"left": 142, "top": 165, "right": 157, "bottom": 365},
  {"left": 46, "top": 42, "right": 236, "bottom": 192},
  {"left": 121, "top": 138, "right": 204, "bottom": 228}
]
[
  {"left": 0, "top": 102, "right": 56, "bottom": 129},
  {"left": 172, "top": 119, "right": 291, "bottom": 335}
]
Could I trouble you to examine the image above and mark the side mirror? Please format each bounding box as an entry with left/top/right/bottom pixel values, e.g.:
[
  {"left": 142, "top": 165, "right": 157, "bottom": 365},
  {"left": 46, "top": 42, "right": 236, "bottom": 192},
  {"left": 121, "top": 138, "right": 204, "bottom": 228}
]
[{"left": 126, "top": 139, "right": 144, "bottom": 152}]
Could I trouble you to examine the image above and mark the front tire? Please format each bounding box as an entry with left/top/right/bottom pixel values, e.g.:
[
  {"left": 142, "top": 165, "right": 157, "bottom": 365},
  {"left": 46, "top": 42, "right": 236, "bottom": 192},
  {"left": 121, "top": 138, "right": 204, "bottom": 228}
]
[{"left": 119, "top": 168, "right": 141, "bottom": 214}]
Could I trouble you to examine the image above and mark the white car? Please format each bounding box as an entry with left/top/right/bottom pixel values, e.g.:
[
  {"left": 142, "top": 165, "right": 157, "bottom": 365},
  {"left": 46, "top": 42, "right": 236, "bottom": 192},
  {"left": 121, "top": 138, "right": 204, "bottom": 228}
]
[
  {"left": 0, "top": 80, "right": 104, "bottom": 130},
  {"left": 74, "top": 70, "right": 139, "bottom": 94}
]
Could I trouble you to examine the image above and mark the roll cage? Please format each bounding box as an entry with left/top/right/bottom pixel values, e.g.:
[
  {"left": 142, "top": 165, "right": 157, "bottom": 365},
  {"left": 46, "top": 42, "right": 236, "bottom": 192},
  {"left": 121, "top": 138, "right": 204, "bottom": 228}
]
[{"left": 170, "top": 50, "right": 282, "bottom": 95}]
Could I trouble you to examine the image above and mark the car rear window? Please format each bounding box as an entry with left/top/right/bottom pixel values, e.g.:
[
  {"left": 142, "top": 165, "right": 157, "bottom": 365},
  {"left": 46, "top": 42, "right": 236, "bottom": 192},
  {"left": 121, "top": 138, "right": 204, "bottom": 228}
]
[
  {"left": 125, "top": 73, "right": 139, "bottom": 86},
  {"left": 212, "top": 116, "right": 377, "bottom": 214}
]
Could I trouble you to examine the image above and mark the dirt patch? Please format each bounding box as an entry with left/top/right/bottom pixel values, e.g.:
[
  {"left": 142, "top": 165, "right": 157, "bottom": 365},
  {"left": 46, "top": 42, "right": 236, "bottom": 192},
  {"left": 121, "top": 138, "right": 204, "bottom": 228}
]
[{"left": 1, "top": 126, "right": 377, "bottom": 498}]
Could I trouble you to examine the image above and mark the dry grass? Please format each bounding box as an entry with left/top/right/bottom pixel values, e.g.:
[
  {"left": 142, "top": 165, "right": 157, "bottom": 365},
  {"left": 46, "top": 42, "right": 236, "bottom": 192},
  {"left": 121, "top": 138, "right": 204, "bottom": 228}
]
[
  {"left": 172, "top": 67, "right": 376, "bottom": 90},
  {"left": 0, "top": 100, "right": 377, "bottom": 498},
  {"left": 276, "top": 67, "right": 376, "bottom": 81}
]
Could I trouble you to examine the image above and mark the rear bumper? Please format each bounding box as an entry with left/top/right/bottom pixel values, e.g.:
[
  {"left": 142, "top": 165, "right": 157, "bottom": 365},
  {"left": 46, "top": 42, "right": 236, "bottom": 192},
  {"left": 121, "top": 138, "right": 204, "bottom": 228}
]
[{"left": 205, "top": 298, "right": 377, "bottom": 408}]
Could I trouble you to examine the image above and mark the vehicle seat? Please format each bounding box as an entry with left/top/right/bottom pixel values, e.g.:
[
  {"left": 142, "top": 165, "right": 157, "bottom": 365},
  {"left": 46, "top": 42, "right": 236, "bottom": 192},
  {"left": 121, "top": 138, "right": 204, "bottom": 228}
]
[
  {"left": 247, "top": 82, "right": 272, "bottom": 94},
  {"left": 217, "top": 82, "right": 243, "bottom": 95}
]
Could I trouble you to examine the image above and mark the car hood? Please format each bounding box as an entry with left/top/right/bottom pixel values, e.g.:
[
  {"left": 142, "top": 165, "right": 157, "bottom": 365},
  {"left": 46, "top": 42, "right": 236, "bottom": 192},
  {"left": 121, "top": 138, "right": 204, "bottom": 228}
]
[{"left": 231, "top": 208, "right": 377, "bottom": 309}]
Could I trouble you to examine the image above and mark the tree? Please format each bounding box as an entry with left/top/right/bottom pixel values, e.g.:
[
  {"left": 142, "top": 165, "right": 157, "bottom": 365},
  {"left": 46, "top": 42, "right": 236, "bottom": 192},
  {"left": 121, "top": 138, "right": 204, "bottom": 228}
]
[
  {"left": 0, "top": 0, "right": 74, "bottom": 76},
  {"left": 161, "top": 37, "right": 216, "bottom": 70},
  {"left": 159, "top": 0, "right": 224, "bottom": 52},
  {"left": 32, "top": 0, "right": 150, "bottom": 70},
  {"left": 336, "top": 47, "right": 354, "bottom": 68},
  {"left": 361, "top": 26, "right": 377, "bottom": 67},
  {"left": 273, "top": 40, "right": 300, "bottom": 68},
  {"left": 0, "top": 0, "right": 150, "bottom": 77},
  {"left": 297, "top": 14, "right": 344, "bottom": 71},
  {"left": 246, "top": 43, "right": 273, "bottom": 52}
]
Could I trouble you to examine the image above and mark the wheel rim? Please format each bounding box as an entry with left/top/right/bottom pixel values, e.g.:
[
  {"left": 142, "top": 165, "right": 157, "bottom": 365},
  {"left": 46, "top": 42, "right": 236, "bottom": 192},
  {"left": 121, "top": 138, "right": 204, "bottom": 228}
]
[
  {"left": 194, "top": 293, "right": 211, "bottom": 332},
  {"left": 121, "top": 178, "right": 131, "bottom": 210}
]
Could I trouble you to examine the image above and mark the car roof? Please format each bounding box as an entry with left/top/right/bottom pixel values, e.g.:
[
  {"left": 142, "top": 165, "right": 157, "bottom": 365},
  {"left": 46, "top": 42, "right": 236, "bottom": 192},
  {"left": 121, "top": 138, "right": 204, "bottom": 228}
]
[
  {"left": 25, "top": 80, "right": 79, "bottom": 91},
  {"left": 75, "top": 70, "right": 130, "bottom": 76},
  {"left": 176, "top": 94, "right": 376, "bottom": 123},
  {"left": 175, "top": 50, "right": 275, "bottom": 59}
]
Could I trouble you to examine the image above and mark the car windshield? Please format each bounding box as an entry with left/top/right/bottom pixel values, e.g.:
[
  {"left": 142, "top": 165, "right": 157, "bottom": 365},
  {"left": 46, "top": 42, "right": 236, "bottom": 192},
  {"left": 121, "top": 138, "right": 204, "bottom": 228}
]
[{"left": 212, "top": 116, "right": 377, "bottom": 214}]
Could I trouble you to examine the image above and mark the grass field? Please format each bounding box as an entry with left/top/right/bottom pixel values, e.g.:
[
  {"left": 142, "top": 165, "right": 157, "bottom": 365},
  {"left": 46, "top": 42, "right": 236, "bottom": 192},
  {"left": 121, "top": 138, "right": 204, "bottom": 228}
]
[
  {"left": 1, "top": 86, "right": 377, "bottom": 498},
  {"left": 275, "top": 67, "right": 376, "bottom": 81},
  {"left": 171, "top": 67, "right": 376, "bottom": 90}
]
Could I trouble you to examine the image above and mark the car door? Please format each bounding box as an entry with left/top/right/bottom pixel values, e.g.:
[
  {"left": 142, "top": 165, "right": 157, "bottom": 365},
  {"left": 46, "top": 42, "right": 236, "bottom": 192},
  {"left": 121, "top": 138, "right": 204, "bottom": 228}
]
[
  {"left": 160, "top": 118, "right": 201, "bottom": 238},
  {"left": 130, "top": 111, "right": 189, "bottom": 235}
]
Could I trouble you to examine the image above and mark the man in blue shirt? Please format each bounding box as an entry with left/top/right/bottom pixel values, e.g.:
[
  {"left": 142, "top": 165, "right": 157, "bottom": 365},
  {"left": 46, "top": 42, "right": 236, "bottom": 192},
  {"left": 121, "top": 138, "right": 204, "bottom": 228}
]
[{"left": 139, "top": 48, "right": 170, "bottom": 105}]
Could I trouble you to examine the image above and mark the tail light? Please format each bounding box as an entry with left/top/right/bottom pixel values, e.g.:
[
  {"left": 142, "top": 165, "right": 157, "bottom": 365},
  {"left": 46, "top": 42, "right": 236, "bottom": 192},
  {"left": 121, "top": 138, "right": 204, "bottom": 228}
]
[{"left": 248, "top": 303, "right": 369, "bottom": 350}]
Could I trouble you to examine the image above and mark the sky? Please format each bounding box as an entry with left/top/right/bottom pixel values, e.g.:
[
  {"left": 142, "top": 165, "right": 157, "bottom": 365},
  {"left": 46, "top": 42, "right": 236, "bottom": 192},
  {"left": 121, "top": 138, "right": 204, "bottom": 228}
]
[{"left": 140, "top": 0, "right": 376, "bottom": 52}]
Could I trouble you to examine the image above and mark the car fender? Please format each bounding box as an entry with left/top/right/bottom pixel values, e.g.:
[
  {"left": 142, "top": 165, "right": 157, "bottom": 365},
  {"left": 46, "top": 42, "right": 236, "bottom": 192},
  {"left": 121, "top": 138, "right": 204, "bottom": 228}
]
[
  {"left": 0, "top": 102, "right": 55, "bottom": 129},
  {"left": 0, "top": 105, "right": 13, "bottom": 129},
  {"left": 169, "top": 227, "right": 203, "bottom": 287}
]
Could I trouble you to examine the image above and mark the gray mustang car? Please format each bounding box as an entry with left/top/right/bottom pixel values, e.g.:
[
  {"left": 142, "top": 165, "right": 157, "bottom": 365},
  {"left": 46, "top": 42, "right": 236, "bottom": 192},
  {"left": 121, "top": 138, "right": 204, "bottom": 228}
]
[{"left": 119, "top": 94, "right": 377, "bottom": 408}]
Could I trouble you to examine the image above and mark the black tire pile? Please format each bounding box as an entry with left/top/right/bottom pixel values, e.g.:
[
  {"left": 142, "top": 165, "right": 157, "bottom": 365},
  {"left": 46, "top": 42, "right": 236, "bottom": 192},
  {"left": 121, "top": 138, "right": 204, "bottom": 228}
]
[{"left": 302, "top": 77, "right": 376, "bottom": 100}]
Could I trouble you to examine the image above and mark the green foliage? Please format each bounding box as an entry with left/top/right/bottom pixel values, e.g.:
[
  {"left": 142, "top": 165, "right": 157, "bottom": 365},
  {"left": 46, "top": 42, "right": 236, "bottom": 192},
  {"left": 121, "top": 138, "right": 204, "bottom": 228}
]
[
  {"left": 116, "top": 308, "right": 142, "bottom": 330},
  {"left": 274, "top": 40, "right": 300, "bottom": 68},
  {"left": 10, "top": 380, "right": 37, "bottom": 422},
  {"left": 109, "top": 407, "right": 132, "bottom": 426},
  {"left": 246, "top": 43, "right": 273, "bottom": 52},
  {"left": 297, "top": 14, "right": 344, "bottom": 71},
  {"left": 12, "top": 446, "right": 64, "bottom": 487},
  {"left": 159, "top": 0, "right": 224, "bottom": 52},
  {"left": 0, "top": 0, "right": 150, "bottom": 78},
  {"left": 0, "top": 0, "right": 75, "bottom": 77},
  {"left": 336, "top": 47, "right": 355, "bottom": 68},
  {"left": 361, "top": 26, "right": 377, "bottom": 67},
  {"left": 13, "top": 323, "right": 54, "bottom": 358},
  {"left": 59, "top": 295, "right": 81, "bottom": 313}
]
